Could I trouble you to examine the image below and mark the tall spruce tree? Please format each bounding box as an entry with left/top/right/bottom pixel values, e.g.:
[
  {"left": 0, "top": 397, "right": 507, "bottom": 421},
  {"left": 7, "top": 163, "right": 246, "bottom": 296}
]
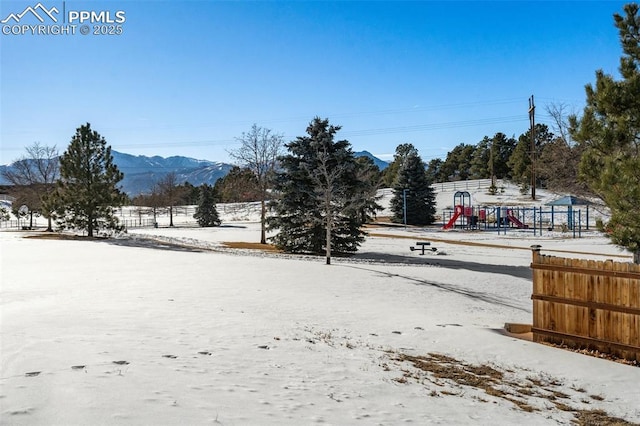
[
  {"left": 389, "top": 144, "right": 436, "bottom": 225},
  {"left": 354, "top": 156, "right": 383, "bottom": 224},
  {"left": 193, "top": 184, "right": 220, "bottom": 227},
  {"left": 267, "top": 117, "right": 374, "bottom": 264},
  {"left": 508, "top": 125, "right": 553, "bottom": 192},
  {"left": 570, "top": 3, "right": 640, "bottom": 263},
  {"left": 53, "top": 123, "right": 125, "bottom": 237}
]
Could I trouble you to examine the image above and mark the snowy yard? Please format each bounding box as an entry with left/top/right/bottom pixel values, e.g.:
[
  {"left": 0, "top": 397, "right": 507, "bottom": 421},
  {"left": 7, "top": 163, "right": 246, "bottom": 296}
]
[{"left": 1, "top": 217, "right": 639, "bottom": 425}]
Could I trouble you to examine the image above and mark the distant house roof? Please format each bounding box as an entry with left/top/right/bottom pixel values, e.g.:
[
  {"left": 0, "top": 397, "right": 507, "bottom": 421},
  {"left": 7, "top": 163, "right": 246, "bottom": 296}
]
[{"left": 546, "top": 195, "right": 592, "bottom": 206}]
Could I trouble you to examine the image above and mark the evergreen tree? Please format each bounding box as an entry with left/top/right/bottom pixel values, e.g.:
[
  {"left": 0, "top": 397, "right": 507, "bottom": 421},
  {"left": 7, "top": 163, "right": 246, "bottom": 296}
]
[
  {"left": 194, "top": 184, "right": 221, "bottom": 227},
  {"left": 438, "top": 143, "right": 476, "bottom": 181},
  {"left": 52, "top": 123, "right": 125, "bottom": 237},
  {"left": 469, "top": 136, "right": 491, "bottom": 179},
  {"left": 381, "top": 143, "right": 416, "bottom": 186},
  {"left": 213, "top": 166, "right": 261, "bottom": 203},
  {"left": 425, "top": 158, "right": 443, "bottom": 183},
  {"left": 491, "top": 132, "right": 518, "bottom": 179},
  {"left": 354, "top": 156, "right": 383, "bottom": 224},
  {"left": 508, "top": 125, "right": 552, "bottom": 191},
  {"left": 389, "top": 145, "right": 436, "bottom": 225},
  {"left": 182, "top": 182, "right": 200, "bottom": 205},
  {"left": 570, "top": 3, "right": 640, "bottom": 263},
  {"left": 507, "top": 138, "right": 531, "bottom": 193},
  {"left": 267, "top": 117, "right": 374, "bottom": 263}
]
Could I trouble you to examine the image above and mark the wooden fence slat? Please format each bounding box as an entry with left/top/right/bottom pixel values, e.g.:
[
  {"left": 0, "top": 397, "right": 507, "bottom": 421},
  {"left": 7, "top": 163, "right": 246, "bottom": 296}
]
[{"left": 531, "top": 249, "right": 640, "bottom": 362}]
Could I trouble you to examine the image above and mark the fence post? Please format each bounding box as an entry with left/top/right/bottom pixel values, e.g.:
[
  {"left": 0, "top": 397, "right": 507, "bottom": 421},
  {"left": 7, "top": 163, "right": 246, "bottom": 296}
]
[{"left": 530, "top": 244, "right": 542, "bottom": 263}]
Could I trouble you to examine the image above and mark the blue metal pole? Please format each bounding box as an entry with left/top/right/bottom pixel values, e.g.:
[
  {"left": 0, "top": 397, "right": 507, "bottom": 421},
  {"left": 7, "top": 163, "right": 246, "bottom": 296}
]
[{"left": 403, "top": 189, "right": 408, "bottom": 228}]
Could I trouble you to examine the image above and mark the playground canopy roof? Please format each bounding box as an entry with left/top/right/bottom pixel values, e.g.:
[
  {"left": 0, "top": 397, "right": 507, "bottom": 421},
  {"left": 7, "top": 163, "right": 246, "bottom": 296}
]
[{"left": 545, "top": 195, "right": 592, "bottom": 206}]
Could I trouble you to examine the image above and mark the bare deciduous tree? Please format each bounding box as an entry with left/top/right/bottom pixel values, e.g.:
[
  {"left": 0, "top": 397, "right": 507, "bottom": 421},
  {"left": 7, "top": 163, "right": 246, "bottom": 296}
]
[
  {"left": 540, "top": 103, "right": 591, "bottom": 195},
  {"left": 229, "top": 124, "right": 283, "bottom": 244},
  {"left": 2, "top": 142, "right": 59, "bottom": 230},
  {"left": 306, "top": 141, "right": 349, "bottom": 265},
  {"left": 156, "top": 172, "right": 187, "bottom": 227}
]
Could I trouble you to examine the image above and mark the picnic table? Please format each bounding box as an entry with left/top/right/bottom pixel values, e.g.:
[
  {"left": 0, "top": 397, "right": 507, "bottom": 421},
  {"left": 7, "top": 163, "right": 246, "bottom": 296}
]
[{"left": 409, "top": 241, "right": 437, "bottom": 255}]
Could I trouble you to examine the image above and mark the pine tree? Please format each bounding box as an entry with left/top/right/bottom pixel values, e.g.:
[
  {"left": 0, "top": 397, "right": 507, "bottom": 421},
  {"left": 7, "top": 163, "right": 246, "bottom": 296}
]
[
  {"left": 389, "top": 145, "right": 436, "bottom": 225},
  {"left": 52, "top": 123, "right": 125, "bottom": 237},
  {"left": 508, "top": 125, "right": 552, "bottom": 192},
  {"left": 267, "top": 117, "right": 375, "bottom": 263},
  {"left": 194, "top": 184, "right": 220, "bottom": 227},
  {"left": 469, "top": 137, "right": 491, "bottom": 179},
  {"left": 570, "top": 3, "right": 640, "bottom": 263},
  {"left": 213, "top": 166, "right": 261, "bottom": 203},
  {"left": 354, "top": 156, "right": 383, "bottom": 224},
  {"left": 438, "top": 143, "right": 476, "bottom": 181}
]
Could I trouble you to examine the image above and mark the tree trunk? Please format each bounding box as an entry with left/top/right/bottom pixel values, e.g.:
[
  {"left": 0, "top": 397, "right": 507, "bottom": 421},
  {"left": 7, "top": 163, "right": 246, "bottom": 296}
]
[
  {"left": 88, "top": 214, "right": 93, "bottom": 237},
  {"left": 29, "top": 211, "right": 33, "bottom": 229},
  {"left": 46, "top": 216, "right": 53, "bottom": 232},
  {"left": 325, "top": 195, "right": 332, "bottom": 265},
  {"left": 634, "top": 250, "right": 640, "bottom": 265},
  {"left": 169, "top": 206, "right": 174, "bottom": 227},
  {"left": 260, "top": 198, "right": 266, "bottom": 244},
  {"left": 326, "top": 220, "right": 331, "bottom": 265}
]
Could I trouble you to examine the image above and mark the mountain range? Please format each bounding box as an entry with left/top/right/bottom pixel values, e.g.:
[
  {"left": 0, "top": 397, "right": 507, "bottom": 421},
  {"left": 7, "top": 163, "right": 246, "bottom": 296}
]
[
  {"left": 0, "top": 150, "right": 388, "bottom": 196},
  {"left": 111, "top": 151, "right": 233, "bottom": 195}
]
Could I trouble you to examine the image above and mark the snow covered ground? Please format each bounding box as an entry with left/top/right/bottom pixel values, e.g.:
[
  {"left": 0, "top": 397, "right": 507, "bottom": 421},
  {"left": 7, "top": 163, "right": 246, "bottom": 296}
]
[{"left": 1, "top": 183, "right": 639, "bottom": 425}]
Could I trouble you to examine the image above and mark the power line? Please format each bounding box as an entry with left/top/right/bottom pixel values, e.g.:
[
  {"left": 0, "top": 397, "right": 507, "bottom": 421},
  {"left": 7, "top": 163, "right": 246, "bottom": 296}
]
[{"left": 0, "top": 97, "right": 530, "bottom": 137}]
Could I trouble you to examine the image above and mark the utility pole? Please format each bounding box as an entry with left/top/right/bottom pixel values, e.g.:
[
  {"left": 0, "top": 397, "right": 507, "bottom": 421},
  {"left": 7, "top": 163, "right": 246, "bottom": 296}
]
[
  {"left": 529, "top": 95, "right": 536, "bottom": 200},
  {"left": 403, "top": 188, "right": 408, "bottom": 228},
  {"left": 490, "top": 136, "right": 496, "bottom": 192}
]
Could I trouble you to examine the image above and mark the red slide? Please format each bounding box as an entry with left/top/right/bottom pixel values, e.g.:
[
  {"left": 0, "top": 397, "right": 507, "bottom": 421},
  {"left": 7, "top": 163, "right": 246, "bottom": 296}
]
[
  {"left": 506, "top": 210, "right": 528, "bottom": 229},
  {"left": 443, "top": 205, "right": 464, "bottom": 230}
]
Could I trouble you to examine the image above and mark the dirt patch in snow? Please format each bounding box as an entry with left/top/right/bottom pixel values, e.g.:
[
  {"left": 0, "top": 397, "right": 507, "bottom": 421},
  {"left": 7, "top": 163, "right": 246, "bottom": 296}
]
[{"left": 390, "top": 351, "right": 638, "bottom": 425}]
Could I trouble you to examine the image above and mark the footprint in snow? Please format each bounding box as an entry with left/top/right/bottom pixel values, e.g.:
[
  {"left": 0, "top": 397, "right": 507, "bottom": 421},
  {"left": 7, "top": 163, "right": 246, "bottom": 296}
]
[{"left": 25, "top": 371, "right": 41, "bottom": 377}]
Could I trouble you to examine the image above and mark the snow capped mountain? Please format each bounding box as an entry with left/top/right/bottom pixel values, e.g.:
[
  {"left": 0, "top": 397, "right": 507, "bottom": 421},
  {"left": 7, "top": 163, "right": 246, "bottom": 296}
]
[
  {"left": 0, "top": 150, "right": 389, "bottom": 196},
  {"left": 110, "top": 151, "right": 233, "bottom": 195}
]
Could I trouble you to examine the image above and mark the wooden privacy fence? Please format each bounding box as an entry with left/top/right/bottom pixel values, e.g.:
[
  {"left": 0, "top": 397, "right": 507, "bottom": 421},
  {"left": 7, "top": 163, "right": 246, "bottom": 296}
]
[{"left": 530, "top": 246, "right": 640, "bottom": 362}]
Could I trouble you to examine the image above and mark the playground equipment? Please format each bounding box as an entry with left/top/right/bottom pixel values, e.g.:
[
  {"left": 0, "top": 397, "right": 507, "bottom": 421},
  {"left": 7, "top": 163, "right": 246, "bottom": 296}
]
[
  {"left": 439, "top": 188, "right": 596, "bottom": 237},
  {"left": 443, "top": 205, "right": 532, "bottom": 231},
  {"left": 443, "top": 205, "right": 464, "bottom": 230},
  {"left": 506, "top": 209, "right": 528, "bottom": 229},
  {"left": 439, "top": 188, "right": 593, "bottom": 238},
  {"left": 443, "top": 191, "right": 475, "bottom": 230}
]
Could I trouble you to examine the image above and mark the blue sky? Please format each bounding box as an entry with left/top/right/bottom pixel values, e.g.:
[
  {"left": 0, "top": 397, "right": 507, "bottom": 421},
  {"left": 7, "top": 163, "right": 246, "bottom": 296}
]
[{"left": 0, "top": 1, "right": 627, "bottom": 165}]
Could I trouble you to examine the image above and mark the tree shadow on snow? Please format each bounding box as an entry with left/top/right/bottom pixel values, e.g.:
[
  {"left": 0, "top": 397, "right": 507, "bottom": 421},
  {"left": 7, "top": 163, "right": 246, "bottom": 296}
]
[
  {"left": 352, "top": 252, "right": 532, "bottom": 280},
  {"left": 340, "top": 262, "right": 531, "bottom": 313},
  {"left": 24, "top": 232, "right": 206, "bottom": 253},
  {"left": 101, "top": 237, "right": 204, "bottom": 253}
]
